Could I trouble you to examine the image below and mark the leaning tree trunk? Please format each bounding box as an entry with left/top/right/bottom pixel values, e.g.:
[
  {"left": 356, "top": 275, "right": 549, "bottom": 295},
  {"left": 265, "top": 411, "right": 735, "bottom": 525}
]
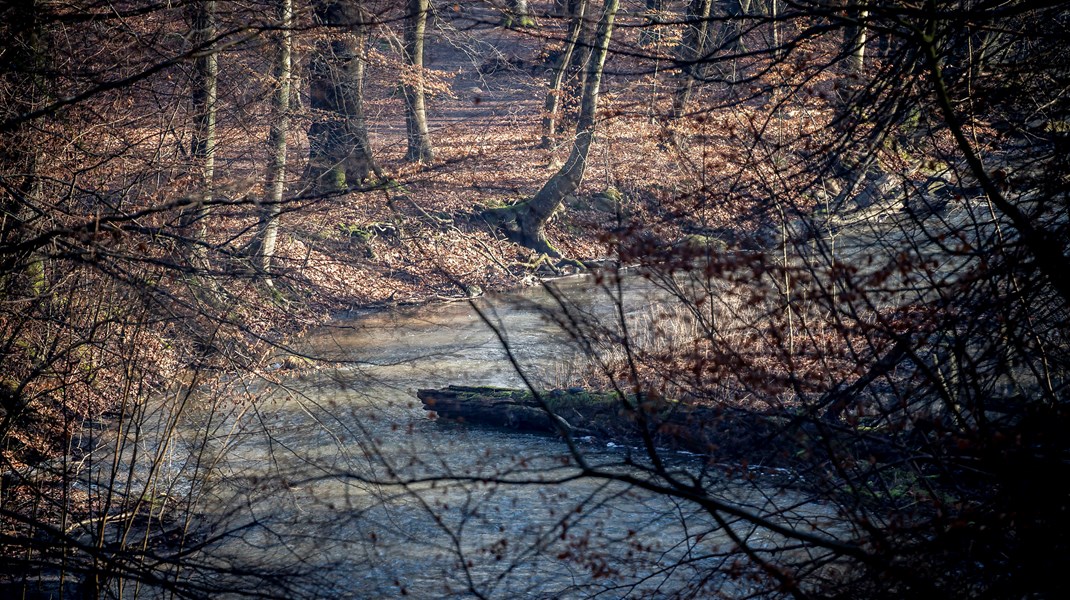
[
  {"left": 402, "top": 0, "right": 433, "bottom": 163},
  {"left": 541, "top": 0, "right": 590, "bottom": 148},
  {"left": 306, "top": 0, "right": 379, "bottom": 193},
  {"left": 252, "top": 0, "right": 292, "bottom": 274},
  {"left": 182, "top": 0, "right": 218, "bottom": 244},
  {"left": 671, "top": 0, "right": 713, "bottom": 118},
  {"left": 509, "top": 0, "right": 619, "bottom": 256}
]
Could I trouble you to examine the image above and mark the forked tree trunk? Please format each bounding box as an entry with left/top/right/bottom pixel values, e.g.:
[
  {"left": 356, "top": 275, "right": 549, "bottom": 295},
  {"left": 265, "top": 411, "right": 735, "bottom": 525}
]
[
  {"left": 402, "top": 0, "right": 433, "bottom": 163},
  {"left": 541, "top": 0, "right": 590, "bottom": 148},
  {"left": 182, "top": 0, "right": 218, "bottom": 243},
  {"left": 253, "top": 0, "right": 292, "bottom": 274},
  {"left": 561, "top": 0, "right": 596, "bottom": 120},
  {"left": 306, "top": 0, "right": 379, "bottom": 193},
  {"left": 511, "top": 0, "right": 620, "bottom": 256},
  {"left": 671, "top": 0, "right": 712, "bottom": 118}
]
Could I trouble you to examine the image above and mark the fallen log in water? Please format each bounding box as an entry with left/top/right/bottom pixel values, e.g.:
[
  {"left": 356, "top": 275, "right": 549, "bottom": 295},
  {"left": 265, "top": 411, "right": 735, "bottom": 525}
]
[
  {"left": 415, "top": 385, "right": 784, "bottom": 458},
  {"left": 417, "top": 387, "right": 929, "bottom": 496},
  {"left": 416, "top": 386, "right": 575, "bottom": 434}
]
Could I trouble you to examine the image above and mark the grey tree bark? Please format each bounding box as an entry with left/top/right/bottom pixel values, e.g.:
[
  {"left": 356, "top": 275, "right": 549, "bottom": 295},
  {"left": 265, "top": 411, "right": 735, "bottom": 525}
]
[
  {"left": 561, "top": 0, "right": 596, "bottom": 121},
  {"left": 306, "top": 0, "right": 379, "bottom": 193},
  {"left": 493, "top": 0, "right": 620, "bottom": 256},
  {"left": 770, "top": 0, "right": 780, "bottom": 56},
  {"left": 253, "top": 0, "right": 292, "bottom": 274},
  {"left": 844, "top": 5, "right": 868, "bottom": 73},
  {"left": 402, "top": 0, "right": 433, "bottom": 163},
  {"left": 181, "top": 0, "right": 218, "bottom": 243},
  {"left": 541, "top": 0, "right": 590, "bottom": 148}
]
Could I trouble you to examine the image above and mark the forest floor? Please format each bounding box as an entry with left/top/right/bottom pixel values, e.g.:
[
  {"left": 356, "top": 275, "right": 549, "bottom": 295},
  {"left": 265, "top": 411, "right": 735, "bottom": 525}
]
[{"left": 263, "top": 4, "right": 799, "bottom": 315}]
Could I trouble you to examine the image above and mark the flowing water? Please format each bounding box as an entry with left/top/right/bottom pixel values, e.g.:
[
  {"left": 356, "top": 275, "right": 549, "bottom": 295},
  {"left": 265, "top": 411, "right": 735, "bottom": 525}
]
[{"left": 99, "top": 276, "right": 844, "bottom": 598}]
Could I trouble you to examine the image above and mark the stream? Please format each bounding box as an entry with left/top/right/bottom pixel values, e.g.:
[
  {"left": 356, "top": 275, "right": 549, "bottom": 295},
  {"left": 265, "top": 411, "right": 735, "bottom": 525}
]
[{"left": 98, "top": 275, "right": 845, "bottom": 598}]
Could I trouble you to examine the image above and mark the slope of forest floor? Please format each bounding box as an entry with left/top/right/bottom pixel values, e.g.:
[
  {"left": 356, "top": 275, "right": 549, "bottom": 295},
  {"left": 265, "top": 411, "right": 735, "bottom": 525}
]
[{"left": 258, "top": 7, "right": 833, "bottom": 315}]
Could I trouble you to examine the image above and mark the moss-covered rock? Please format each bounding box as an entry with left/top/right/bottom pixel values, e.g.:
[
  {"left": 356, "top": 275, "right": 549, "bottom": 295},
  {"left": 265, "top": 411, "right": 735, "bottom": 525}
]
[{"left": 589, "top": 187, "right": 625, "bottom": 215}]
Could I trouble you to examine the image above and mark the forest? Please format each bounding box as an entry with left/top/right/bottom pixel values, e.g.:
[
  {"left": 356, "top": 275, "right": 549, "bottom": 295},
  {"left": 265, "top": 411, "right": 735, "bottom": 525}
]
[{"left": 2, "top": 0, "right": 1068, "bottom": 598}]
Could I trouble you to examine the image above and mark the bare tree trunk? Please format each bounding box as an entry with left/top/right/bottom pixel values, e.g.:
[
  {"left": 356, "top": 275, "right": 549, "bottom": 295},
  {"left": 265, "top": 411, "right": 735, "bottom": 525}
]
[
  {"left": 671, "top": 0, "right": 712, "bottom": 118},
  {"left": 561, "top": 0, "right": 596, "bottom": 119},
  {"left": 770, "top": 0, "right": 780, "bottom": 57},
  {"left": 306, "top": 0, "right": 379, "bottom": 193},
  {"left": 509, "top": 0, "right": 620, "bottom": 256},
  {"left": 402, "top": 0, "right": 433, "bottom": 163},
  {"left": 844, "top": 5, "right": 868, "bottom": 73},
  {"left": 541, "top": 0, "right": 590, "bottom": 148},
  {"left": 253, "top": 0, "right": 292, "bottom": 274},
  {"left": 182, "top": 0, "right": 217, "bottom": 243}
]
